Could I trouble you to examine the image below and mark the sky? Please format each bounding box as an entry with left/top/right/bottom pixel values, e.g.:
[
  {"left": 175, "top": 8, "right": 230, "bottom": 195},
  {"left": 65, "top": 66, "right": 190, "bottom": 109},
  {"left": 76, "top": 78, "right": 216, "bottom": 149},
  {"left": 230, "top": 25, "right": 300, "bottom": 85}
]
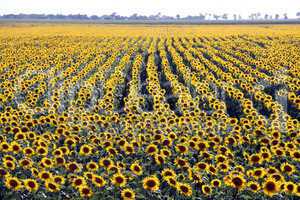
[{"left": 0, "top": 0, "right": 299, "bottom": 18}]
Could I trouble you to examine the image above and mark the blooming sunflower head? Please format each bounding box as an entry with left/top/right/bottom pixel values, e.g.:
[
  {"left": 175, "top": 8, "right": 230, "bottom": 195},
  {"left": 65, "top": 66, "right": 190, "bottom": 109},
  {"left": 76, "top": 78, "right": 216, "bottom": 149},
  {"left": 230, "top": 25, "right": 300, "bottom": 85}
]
[
  {"left": 142, "top": 176, "right": 160, "bottom": 191},
  {"left": 121, "top": 188, "right": 135, "bottom": 200},
  {"left": 111, "top": 173, "right": 127, "bottom": 187}
]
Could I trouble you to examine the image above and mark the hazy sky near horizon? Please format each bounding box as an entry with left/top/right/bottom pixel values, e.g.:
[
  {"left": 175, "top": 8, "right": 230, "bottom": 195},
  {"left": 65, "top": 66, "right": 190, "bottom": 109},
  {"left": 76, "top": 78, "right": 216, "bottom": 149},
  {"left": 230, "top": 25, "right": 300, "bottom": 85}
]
[{"left": 1, "top": 0, "right": 299, "bottom": 18}]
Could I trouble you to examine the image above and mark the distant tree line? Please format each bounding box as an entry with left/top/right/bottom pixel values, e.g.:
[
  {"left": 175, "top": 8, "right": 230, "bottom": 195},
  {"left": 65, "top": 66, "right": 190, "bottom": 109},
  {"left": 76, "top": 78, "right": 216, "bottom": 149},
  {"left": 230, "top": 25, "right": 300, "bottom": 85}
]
[{"left": 0, "top": 12, "right": 299, "bottom": 21}]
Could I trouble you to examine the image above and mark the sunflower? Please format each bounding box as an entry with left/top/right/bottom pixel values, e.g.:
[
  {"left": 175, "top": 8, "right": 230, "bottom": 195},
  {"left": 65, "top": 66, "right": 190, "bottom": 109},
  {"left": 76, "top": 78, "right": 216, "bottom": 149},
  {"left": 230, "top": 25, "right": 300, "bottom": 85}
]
[
  {"left": 211, "top": 179, "right": 221, "bottom": 188},
  {"left": 38, "top": 170, "right": 52, "bottom": 181},
  {"left": 142, "top": 176, "right": 160, "bottom": 191},
  {"left": 262, "top": 178, "right": 280, "bottom": 197},
  {"left": 252, "top": 167, "right": 266, "bottom": 180},
  {"left": 5, "top": 176, "right": 22, "bottom": 191},
  {"left": 266, "top": 167, "right": 278, "bottom": 175},
  {"left": 86, "top": 161, "right": 99, "bottom": 171},
  {"left": 66, "top": 162, "right": 81, "bottom": 173},
  {"left": 40, "top": 157, "right": 53, "bottom": 168},
  {"left": 247, "top": 181, "right": 260, "bottom": 193},
  {"left": 111, "top": 173, "right": 127, "bottom": 187},
  {"left": 92, "top": 174, "right": 106, "bottom": 188},
  {"left": 121, "top": 188, "right": 136, "bottom": 200},
  {"left": 175, "top": 144, "right": 189, "bottom": 154},
  {"left": 53, "top": 175, "right": 65, "bottom": 185},
  {"left": 154, "top": 154, "right": 165, "bottom": 165},
  {"left": 79, "top": 144, "right": 93, "bottom": 156},
  {"left": 296, "top": 184, "right": 300, "bottom": 197},
  {"left": 176, "top": 182, "right": 193, "bottom": 197},
  {"left": 249, "top": 153, "right": 262, "bottom": 165},
  {"left": 54, "top": 156, "right": 65, "bottom": 166},
  {"left": 145, "top": 144, "right": 158, "bottom": 155},
  {"left": 284, "top": 181, "right": 296, "bottom": 194},
  {"left": 270, "top": 173, "right": 285, "bottom": 182},
  {"left": 99, "top": 157, "right": 114, "bottom": 169},
  {"left": 217, "top": 162, "right": 229, "bottom": 172},
  {"left": 106, "top": 147, "right": 118, "bottom": 156},
  {"left": 23, "top": 147, "right": 35, "bottom": 157},
  {"left": 165, "top": 177, "right": 177, "bottom": 188},
  {"left": 72, "top": 176, "right": 86, "bottom": 189},
  {"left": 202, "top": 184, "right": 212, "bottom": 195},
  {"left": 107, "top": 165, "right": 120, "bottom": 173},
  {"left": 261, "top": 151, "right": 271, "bottom": 162},
  {"left": 30, "top": 167, "right": 39, "bottom": 177},
  {"left": 36, "top": 146, "right": 48, "bottom": 156},
  {"left": 175, "top": 157, "right": 189, "bottom": 168},
  {"left": 161, "top": 168, "right": 176, "bottom": 180},
  {"left": 14, "top": 132, "right": 26, "bottom": 140},
  {"left": 24, "top": 179, "right": 39, "bottom": 192},
  {"left": 130, "top": 163, "right": 143, "bottom": 176},
  {"left": 124, "top": 143, "right": 135, "bottom": 154},
  {"left": 3, "top": 160, "right": 16, "bottom": 170},
  {"left": 195, "top": 162, "right": 207, "bottom": 171},
  {"left": 160, "top": 148, "right": 172, "bottom": 157},
  {"left": 10, "top": 141, "right": 21, "bottom": 154},
  {"left": 79, "top": 186, "right": 93, "bottom": 198},
  {"left": 290, "top": 150, "right": 300, "bottom": 161},
  {"left": 52, "top": 149, "right": 63, "bottom": 157},
  {"left": 19, "top": 158, "right": 33, "bottom": 169},
  {"left": 280, "top": 162, "right": 295, "bottom": 175},
  {"left": 230, "top": 175, "right": 246, "bottom": 190}
]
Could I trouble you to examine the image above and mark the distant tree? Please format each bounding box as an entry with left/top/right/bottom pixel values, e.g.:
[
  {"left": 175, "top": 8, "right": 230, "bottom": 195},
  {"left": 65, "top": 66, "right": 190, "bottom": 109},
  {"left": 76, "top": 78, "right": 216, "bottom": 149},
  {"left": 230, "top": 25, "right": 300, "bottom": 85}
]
[
  {"left": 238, "top": 15, "right": 242, "bottom": 20},
  {"left": 129, "top": 13, "right": 138, "bottom": 20},
  {"left": 176, "top": 14, "right": 180, "bottom": 20},
  {"left": 213, "top": 14, "right": 220, "bottom": 20},
  {"left": 90, "top": 15, "right": 99, "bottom": 20},
  {"left": 222, "top": 13, "right": 228, "bottom": 20},
  {"left": 275, "top": 14, "right": 280, "bottom": 20},
  {"left": 205, "top": 13, "right": 213, "bottom": 20},
  {"left": 264, "top": 14, "right": 269, "bottom": 20},
  {"left": 283, "top": 13, "right": 288, "bottom": 20},
  {"left": 155, "top": 12, "right": 161, "bottom": 19},
  {"left": 110, "top": 12, "right": 117, "bottom": 20},
  {"left": 233, "top": 14, "right": 237, "bottom": 21},
  {"left": 249, "top": 14, "right": 255, "bottom": 20},
  {"left": 256, "top": 12, "right": 261, "bottom": 19},
  {"left": 199, "top": 13, "right": 206, "bottom": 20}
]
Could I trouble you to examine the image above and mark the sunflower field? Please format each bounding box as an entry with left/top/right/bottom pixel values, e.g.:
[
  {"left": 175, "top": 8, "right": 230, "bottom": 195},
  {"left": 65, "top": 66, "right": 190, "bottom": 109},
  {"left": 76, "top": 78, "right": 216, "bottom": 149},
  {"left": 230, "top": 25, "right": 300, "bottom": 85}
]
[{"left": 0, "top": 24, "right": 299, "bottom": 199}]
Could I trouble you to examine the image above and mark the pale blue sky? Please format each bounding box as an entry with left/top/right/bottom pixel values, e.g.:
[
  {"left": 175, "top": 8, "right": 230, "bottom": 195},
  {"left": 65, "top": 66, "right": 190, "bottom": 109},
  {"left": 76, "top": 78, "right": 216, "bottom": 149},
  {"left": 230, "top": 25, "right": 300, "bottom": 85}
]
[{"left": 1, "top": 0, "right": 299, "bottom": 18}]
